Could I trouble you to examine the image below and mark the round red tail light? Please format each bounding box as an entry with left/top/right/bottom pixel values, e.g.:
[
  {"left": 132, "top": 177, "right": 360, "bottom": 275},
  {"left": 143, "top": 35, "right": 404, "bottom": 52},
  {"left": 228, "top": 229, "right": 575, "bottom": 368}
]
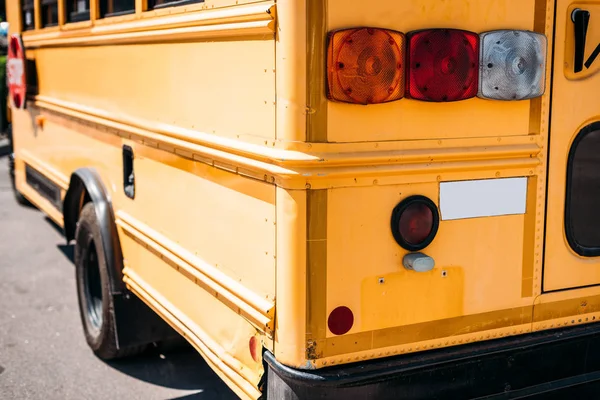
[
  {"left": 407, "top": 29, "right": 479, "bottom": 102},
  {"left": 327, "top": 28, "right": 406, "bottom": 105},
  {"left": 391, "top": 196, "right": 439, "bottom": 251}
]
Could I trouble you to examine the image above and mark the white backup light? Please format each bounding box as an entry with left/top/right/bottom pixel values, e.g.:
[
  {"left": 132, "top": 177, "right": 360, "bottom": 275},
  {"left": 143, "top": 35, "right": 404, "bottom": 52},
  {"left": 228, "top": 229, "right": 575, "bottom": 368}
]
[{"left": 478, "top": 30, "right": 547, "bottom": 100}]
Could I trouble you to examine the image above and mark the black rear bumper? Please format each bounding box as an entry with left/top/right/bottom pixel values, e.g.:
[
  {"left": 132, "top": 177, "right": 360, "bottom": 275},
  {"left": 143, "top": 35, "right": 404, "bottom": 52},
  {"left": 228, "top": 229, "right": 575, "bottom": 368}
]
[{"left": 264, "top": 322, "right": 600, "bottom": 399}]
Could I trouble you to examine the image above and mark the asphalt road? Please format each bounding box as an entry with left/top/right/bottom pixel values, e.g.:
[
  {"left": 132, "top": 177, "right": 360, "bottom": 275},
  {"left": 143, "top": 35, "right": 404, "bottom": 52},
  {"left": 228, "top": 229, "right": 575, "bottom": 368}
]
[{"left": 0, "top": 141, "right": 238, "bottom": 400}]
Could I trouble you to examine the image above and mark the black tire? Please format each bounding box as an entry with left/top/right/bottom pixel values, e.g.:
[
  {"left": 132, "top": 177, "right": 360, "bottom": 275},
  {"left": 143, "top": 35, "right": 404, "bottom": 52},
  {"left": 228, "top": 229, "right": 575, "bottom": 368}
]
[
  {"left": 74, "top": 202, "right": 146, "bottom": 360},
  {"left": 6, "top": 124, "right": 31, "bottom": 207}
]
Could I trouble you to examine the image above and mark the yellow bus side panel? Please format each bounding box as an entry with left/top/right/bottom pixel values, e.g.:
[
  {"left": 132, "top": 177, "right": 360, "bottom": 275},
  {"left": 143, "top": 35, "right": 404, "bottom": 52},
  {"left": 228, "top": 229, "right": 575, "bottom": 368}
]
[
  {"left": 34, "top": 39, "right": 275, "bottom": 143},
  {"left": 14, "top": 106, "right": 276, "bottom": 298},
  {"left": 12, "top": 109, "right": 275, "bottom": 398},
  {"left": 116, "top": 144, "right": 276, "bottom": 301}
]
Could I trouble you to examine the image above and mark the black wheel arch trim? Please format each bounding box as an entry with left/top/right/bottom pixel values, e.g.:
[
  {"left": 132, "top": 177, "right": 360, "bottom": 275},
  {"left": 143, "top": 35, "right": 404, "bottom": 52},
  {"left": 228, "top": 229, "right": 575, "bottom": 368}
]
[
  {"left": 64, "top": 168, "right": 125, "bottom": 294},
  {"left": 64, "top": 167, "right": 181, "bottom": 349}
]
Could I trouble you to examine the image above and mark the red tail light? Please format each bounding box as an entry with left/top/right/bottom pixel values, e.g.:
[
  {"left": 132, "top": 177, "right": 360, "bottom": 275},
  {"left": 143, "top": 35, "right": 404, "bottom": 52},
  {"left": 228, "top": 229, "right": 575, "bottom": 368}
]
[
  {"left": 391, "top": 196, "right": 439, "bottom": 251},
  {"left": 327, "top": 28, "right": 406, "bottom": 105},
  {"left": 7, "top": 34, "right": 27, "bottom": 110},
  {"left": 406, "top": 29, "right": 479, "bottom": 102}
]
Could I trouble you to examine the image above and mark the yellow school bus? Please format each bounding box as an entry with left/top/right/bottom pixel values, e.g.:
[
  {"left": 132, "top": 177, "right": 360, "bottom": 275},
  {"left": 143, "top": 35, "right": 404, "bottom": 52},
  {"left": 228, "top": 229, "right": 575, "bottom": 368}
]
[{"left": 7, "top": 0, "right": 600, "bottom": 398}]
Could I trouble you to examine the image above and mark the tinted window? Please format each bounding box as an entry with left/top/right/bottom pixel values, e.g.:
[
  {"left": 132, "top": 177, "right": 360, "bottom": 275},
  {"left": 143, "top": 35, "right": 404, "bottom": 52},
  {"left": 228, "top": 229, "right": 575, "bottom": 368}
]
[
  {"left": 41, "top": 0, "right": 59, "bottom": 27},
  {"left": 67, "top": 0, "right": 90, "bottom": 22},
  {"left": 21, "top": 0, "right": 35, "bottom": 30},
  {"left": 100, "top": 0, "right": 135, "bottom": 17},
  {"left": 566, "top": 122, "right": 600, "bottom": 256},
  {"left": 148, "top": 0, "right": 203, "bottom": 10}
]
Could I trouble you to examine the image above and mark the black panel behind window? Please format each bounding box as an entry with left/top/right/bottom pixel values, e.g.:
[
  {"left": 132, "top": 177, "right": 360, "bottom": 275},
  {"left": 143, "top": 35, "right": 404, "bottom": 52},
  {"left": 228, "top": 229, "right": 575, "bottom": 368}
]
[
  {"left": 566, "top": 122, "right": 600, "bottom": 256},
  {"left": 67, "top": 0, "right": 90, "bottom": 22},
  {"left": 41, "top": 0, "right": 59, "bottom": 27},
  {"left": 21, "top": 0, "right": 35, "bottom": 30},
  {"left": 148, "top": 0, "right": 202, "bottom": 10},
  {"left": 100, "top": 0, "right": 135, "bottom": 17}
]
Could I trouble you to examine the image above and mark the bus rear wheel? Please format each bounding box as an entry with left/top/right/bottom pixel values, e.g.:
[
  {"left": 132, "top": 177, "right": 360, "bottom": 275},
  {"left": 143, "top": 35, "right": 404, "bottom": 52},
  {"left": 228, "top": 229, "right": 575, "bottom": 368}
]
[{"left": 74, "top": 202, "right": 145, "bottom": 360}]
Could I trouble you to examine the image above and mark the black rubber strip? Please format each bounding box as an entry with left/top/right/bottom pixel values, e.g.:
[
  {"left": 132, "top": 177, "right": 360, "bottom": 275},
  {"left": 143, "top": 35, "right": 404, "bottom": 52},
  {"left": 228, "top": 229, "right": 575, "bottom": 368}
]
[{"left": 585, "top": 42, "right": 600, "bottom": 69}]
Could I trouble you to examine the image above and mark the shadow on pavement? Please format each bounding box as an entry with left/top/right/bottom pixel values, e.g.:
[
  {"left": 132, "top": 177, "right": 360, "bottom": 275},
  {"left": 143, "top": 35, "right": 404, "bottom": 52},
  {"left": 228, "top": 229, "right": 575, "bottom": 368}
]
[
  {"left": 0, "top": 143, "right": 8, "bottom": 158},
  {"left": 106, "top": 346, "right": 236, "bottom": 396},
  {"left": 57, "top": 243, "right": 74, "bottom": 264}
]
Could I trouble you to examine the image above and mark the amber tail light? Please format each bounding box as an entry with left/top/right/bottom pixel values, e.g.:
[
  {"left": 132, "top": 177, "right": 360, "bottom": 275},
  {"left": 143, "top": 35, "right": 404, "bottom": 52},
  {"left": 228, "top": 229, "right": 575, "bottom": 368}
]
[{"left": 326, "top": 28, "right": 406, "bottom": 105}]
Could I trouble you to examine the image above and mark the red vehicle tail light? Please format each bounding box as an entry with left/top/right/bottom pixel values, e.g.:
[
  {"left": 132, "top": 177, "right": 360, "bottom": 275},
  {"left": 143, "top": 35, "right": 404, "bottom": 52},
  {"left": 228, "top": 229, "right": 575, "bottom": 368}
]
[
  {"left": 406, "top": 29, "right": 479, "bottom": 102},
  {"left": 327, "top": 28, "right": 405, "bottom": 105},
  {"left": 391, "top": 196, "right": 439, "bottom": 251}
]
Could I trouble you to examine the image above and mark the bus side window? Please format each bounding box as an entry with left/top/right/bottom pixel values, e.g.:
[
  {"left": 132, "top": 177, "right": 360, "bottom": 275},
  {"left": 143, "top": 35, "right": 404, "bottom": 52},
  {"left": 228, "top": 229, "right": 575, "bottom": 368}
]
[
  {"left": 147, "top": 0, "right": 204, "bottom": 11},
  {"left": 41, "top": 0, "right": 59, "bottom": 27},
  {"left": 67, "top": 0, "right": 90, "bottom": 22},
  {"left": 21, "top": 0, "right": 35, "bottom": 30},
  {"left": 100, "top": 0, "right": 135, "bottom": 17}
]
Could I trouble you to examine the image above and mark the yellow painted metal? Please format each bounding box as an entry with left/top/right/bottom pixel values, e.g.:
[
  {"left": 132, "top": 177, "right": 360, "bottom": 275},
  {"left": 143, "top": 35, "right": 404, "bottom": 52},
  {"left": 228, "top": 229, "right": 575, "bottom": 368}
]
[
  {"left": 9, "top": 0, "right": 600, "bottom": 398},
  {"left": 543, "top": 0, "right": 600, "bottom": 291}
]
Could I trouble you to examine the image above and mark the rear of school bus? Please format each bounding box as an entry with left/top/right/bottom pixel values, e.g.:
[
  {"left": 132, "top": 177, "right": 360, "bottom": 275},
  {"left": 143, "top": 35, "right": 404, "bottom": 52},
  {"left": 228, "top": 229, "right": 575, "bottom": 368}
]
[
  {"left": 269, "top": 0, "right": 600, "bottom": 398},
  {"left": 8, "top": 0, "right": 600, "bottom": 398}
]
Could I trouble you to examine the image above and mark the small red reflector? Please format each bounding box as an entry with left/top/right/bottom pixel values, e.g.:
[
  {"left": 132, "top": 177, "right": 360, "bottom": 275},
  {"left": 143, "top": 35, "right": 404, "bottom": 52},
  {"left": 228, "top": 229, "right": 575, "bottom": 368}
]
[
  {"left": 391, "top": 196, "right": 439, "bottom": 251},
  {"left": 249, "top": 336, "right": 260, "bottom": 363},
  {"left": 327, "top": 28, "right": 405, "bottom": 105},
  {"left": 328, "top": 306, "right": 354, "bottom": 336},
  {"left": 407, "top": 29, "right": 479, "bottom": 102}
]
